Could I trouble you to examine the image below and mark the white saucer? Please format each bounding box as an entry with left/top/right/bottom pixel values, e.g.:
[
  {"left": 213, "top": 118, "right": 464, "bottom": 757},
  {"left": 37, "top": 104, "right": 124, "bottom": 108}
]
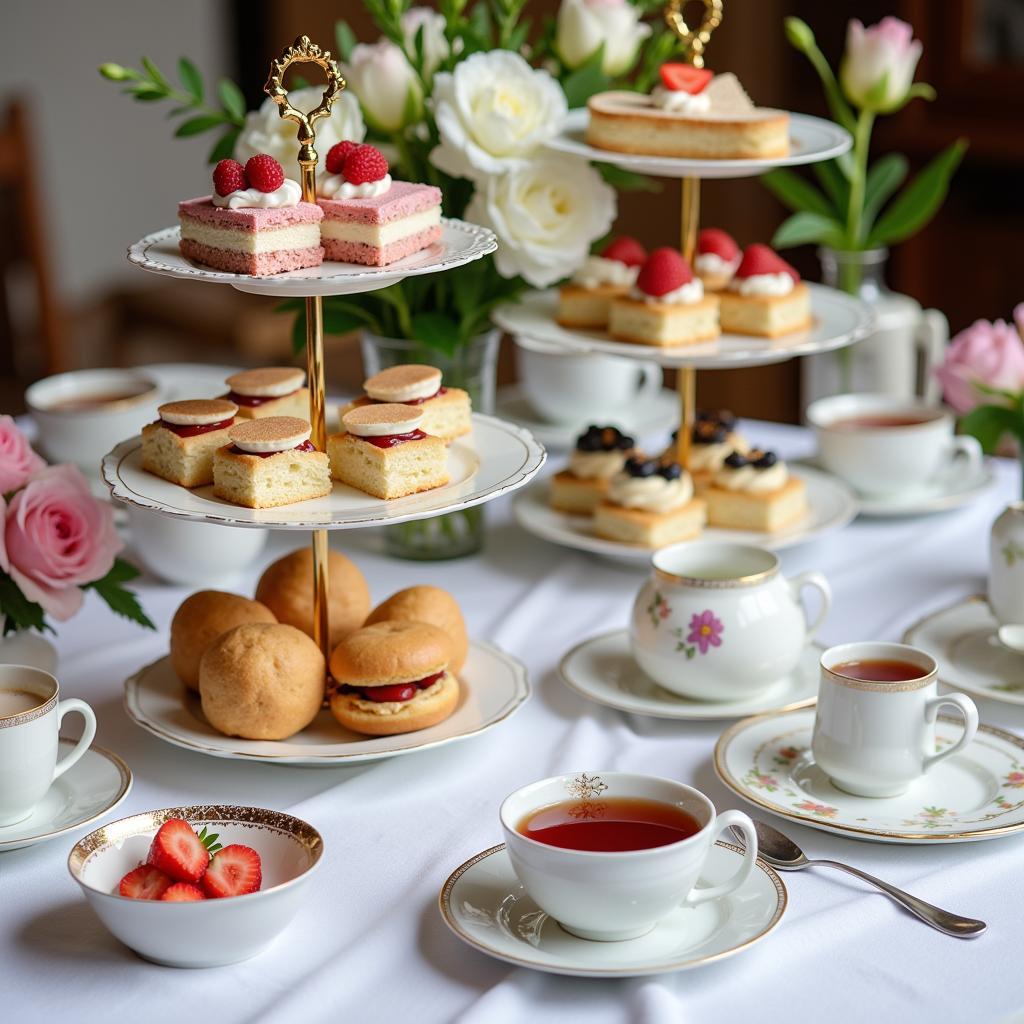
[
  {"left": 494, "top": 385, "right": 678, "bottom": 451},
  {"left": 715, "top": 707, "right": 1024, "bottom": 844},
  {"left": 124, "top": 642, "right": 529, "bottom": 766},
  {"left": 560, "top": 630, "right": 821, "bottom": 720},
  {"left": 438, "top": 842, "right": 786, "bottom": 978},
  {"left": 903, "top": 595, "right": 1024, "bottom": 706},
  {"left": 0, "top": 742, "right": 132, "bottom": 852}
]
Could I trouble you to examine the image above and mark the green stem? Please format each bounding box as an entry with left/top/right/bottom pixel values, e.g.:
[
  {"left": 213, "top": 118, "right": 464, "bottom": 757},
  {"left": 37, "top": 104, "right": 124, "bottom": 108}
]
[{"left": 846, "top": 109, "right": 875, "bottom": 247}]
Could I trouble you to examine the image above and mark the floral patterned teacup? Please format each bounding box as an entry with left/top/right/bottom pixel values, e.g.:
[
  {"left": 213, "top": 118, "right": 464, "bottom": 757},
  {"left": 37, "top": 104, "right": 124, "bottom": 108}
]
[{"left": 630, "top": 542, "right": 831, "bottom": 701}]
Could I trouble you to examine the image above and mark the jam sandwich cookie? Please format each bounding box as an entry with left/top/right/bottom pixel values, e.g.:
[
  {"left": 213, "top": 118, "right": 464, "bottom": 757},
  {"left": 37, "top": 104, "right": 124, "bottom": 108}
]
[
  {"left": 718, "top": 245, "right": 812, "bottom": 338},
  {"left": 212, "top": 416, "right": 331, "bottom": 509},
  {"left": 550, "top": 425, "right": 636, "bottom": 515},
  {"left": 704, "top": 449, "right": 807, "bottom": 533},
  {"left": 141, "top": 398, "right": 239, "bottom": 487},
  {"left": 557, "top": 236, "right": 647, "bottom": 329},
  {"left": 695, "top": 228, "right": 741, "bottom": 292},
  {"left": 328, "top": 404, "right": 448, "bottom": 500},
  {"left": 223, "top": 367, "right": 310, "bottom": 420}
]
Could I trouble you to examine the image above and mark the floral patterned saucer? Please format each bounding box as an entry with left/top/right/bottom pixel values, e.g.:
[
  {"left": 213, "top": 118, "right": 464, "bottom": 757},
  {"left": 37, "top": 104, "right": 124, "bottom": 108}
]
[{"left": 715, "top": 707, "right": 1024, "bottom": 844}]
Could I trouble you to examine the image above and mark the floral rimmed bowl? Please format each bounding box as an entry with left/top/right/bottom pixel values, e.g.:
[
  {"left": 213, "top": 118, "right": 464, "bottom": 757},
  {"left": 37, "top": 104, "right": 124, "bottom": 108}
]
[{"left": 67, "top": 805, "right": 324, "bottom": 968}]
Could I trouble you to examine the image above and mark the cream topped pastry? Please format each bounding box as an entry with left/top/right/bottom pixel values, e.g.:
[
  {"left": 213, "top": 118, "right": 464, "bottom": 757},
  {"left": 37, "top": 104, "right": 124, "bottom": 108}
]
[
  {"left": 684, "top": 410, "right": 751, "bottom": 474},
  {"left": 608, "top": 456, "right": 693, "bottom": 513},
  {"left": 318, "top": 140, "right": 393, "bottom": 200},
  {"left": 569, "top": 425, "right": 635, "bottom": 479},
  {"left": 729, "top": 244, "right": 799, "bottom": 296},
  {"left": 719, "top": 244, "right": 811, "bottom": 338},
  {"left": 212, "top": 178, "right": 301, "bottom": 210},
  {"left": 695, "top": 228, "right": 741, "bottom": 291},
  {"left": 629, "top": 248, "right": 704, "bottom": 305},
  {"left": 714, "top": 449, "right": 789, "bottom": 494},
  {"left": 572, "top": 237, "right": 647, "bottom": 289}
]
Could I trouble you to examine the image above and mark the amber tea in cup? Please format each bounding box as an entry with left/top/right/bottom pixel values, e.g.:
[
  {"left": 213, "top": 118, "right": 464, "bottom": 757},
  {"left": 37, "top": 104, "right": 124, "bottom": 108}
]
[{"left": 828, "top": 658, "right": 926, "bottom": 683}]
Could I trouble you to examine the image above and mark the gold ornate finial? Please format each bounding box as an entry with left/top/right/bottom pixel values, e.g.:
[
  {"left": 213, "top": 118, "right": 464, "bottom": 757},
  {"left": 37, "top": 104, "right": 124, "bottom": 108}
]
[
  {"left": 664, "top": 0, "right": 723, "bottom": 68},
  {"left": 264, "top": 35, "right": 346, "bottom": 202}
]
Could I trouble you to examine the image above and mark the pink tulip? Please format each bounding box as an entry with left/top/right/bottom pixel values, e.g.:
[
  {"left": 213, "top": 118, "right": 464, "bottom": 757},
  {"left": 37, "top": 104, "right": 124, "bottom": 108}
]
[
  {"left": 840, "top": 17, "right": 923, "bottom": 112},
  {"left": 935, "top": 316, "right": 1024, "bottom": 414},
  {"left": 1, "top": 464, "right": 122, "bottom": 621},
  {"left": 0, "top": 415, "right": 45, "bottom": 494}
]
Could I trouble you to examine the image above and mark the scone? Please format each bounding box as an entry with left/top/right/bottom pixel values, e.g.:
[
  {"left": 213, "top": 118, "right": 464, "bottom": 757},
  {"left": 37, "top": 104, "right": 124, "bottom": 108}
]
[
  {"left": 329, "top": 620, "right": 459, "bottom": 736},
  {"left": 328, "top": 404, "right": 448, "bottom": 500},
  {"left": 695, "top": 228, "right": 741, "bottom": 292},
  {"left": 594, "top": 456, "right": 706, "bottom": 547},
  {"left": 558, "top": 236, "right": 647, "bottom": 329},
  {"left": 340, "top": 363, "right": 471, "bottom": 442},
  {"left": 609, "top": 247, "right": 719, "bottom": 348},
  {"left": 365, "top": 585, "right": 469, "bottom": 674},
  {"left": 141, "top": 398, "right": 239, "bottom": 487},
  {"left": 550, "top": 425, "right": 635, "bottom": 515},
  {"left": 212, "top": 416, "right": 331, "bottom": 509},
  {"left": 719, "top": 245, "right": 812, "bottom": 338},
  {"left": 224, "top": 367, "right": 310, "bottom": 420},
  {"left": 704, "top": 449, "right": 808, "bottom": 532},
  {"left": 665, "top": 410, "right": 750, "bottom": 491}
]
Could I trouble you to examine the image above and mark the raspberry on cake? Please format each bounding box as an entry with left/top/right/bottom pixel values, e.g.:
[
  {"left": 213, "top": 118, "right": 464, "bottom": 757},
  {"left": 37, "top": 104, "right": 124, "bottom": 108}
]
[
  {"left": 557, "top": 236, "right": 647, "bottom": 329},
  {"left": 223, "top": 367, "right": 310, "bottom": 420},
  {"left": 704, "top": 449, "right": 807, "bottom": 533},
  {"left": 328, "top": 404, "right": 448, "bottom": 500},
  {"left": 179, "top": 154, "right": 324, "bottom": 277},
  {"left": 695, "top": 228, "right": 741, "bottom": 291},
  {"left": 340, "top": 364, "right": 471, "bottom": 442},
  {"left": 317, "top": 143, "right": 441, "bottom": 267},
  {"left": 550, "top": 425, "right": 635, "bottom": 515},
  {"left": 719, "top": 244, "right": 812, "bottom": 338},
  {"left": 609, "top": 247, "right": 720, "bottom": 347},
  {"left": 664, "top": 410, "right": 750, "bottom": 490},
  {"left": 141, "top": 398, "right": 239, "bottom": 488},
  {"left": 212, "top": 416, "right": 331, "bottom": 510},
  {"left": 594, "top": 456, "right": 706, "bottom": 547}
]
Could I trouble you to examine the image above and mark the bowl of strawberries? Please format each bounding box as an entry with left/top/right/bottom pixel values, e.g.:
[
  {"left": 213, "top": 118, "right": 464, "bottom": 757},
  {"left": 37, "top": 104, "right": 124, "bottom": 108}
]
[{"left": 67, "top": 804, "right": 324, "bottom": 967}]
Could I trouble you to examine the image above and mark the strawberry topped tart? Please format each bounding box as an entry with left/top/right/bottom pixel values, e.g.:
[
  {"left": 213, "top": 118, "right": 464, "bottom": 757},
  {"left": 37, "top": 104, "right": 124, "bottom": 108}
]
[
  {"left": 558, "top": 236, "right": 647, "bottom": 329},
  {"left": 719, "top": 244, "right": 811, "bottom": 338},
  {"left": 178, "top": 154, "right": 324, "bottom": 276},
  {"left": 695, "top": 228, "right": 741, "bottom": 291},
  {"left": 608, "top": 247, "right": 719, "bottom": 347},
  {"left": 317, "top": 142, "right": 442, "bottom": 267}
]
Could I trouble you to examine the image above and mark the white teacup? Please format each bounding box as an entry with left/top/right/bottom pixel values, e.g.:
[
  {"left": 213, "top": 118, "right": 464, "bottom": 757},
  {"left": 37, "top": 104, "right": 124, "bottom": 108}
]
[
  {"left": 807, "top": 393, "right": 982, "bottom": 497},
  {"left": 812, "top": 642, "right": 979, "bottom": 798},
  {"left": 514, "top": 335, "right": 661, "bottom": 424},
  {"left": 631, "top": 542, "right": 831, "bottom": 701},
  {"left": 0, "top": 664, "right": 96, "bottom": 825},
  {"left": 500, "top": 771, "right": 757, "bottom": 942}
]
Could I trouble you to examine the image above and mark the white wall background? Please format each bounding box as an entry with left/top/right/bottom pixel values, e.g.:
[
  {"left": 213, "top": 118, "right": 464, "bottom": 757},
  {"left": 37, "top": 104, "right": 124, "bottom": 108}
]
[{"left": 0, "top": 0, "right": 231, "bottom": 303}]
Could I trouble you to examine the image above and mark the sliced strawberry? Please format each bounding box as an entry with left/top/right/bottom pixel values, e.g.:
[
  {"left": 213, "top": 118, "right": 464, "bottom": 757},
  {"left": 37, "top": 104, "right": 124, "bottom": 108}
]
[
  {"left": 659, "top": 64, "right": 713, "bottom": 94},
  {"left": 698, "top": 227, "right": 739, "bottom": 261},
  {"left": 202, "top": 844, "right": 262, "bottom": 899},
  {"left": 600, "top": 236, "right": 647, "bottom": 267},
  {"left": 161, "top": 882, "right": 207, "bottom": 902},
  {"left": 635, "top": 247, "right": 693, "bottom": 298},
  {"left": 734, "top": 243, "right": 800, "bottom": 282},
  {"left": 147, "top": 818, "right": 211, "bottom": 883},
  {"left": 118, "top": 864, "right": 173, "bottom": 900}
]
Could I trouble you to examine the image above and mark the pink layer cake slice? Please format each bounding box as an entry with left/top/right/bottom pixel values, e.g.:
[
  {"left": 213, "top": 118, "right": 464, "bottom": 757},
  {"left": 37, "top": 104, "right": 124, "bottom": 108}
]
[
  {"left": 318, "top": 181, "right": 442, "bottom": 267},
  {"left": 178, "top": 196, "right": 325, "bottom": 276}
]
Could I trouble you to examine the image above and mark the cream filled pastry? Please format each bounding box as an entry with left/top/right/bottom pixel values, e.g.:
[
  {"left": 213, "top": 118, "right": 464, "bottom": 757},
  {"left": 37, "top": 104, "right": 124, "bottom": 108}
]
[
  {"left": 557, "top": 236, "right": 648, "bottom": 329},
  {"left": 705, "top": 448, "right": 807, "bottom": 533},
  {"left": 550, "top": 425, "right": 636, "bottom": 515}
]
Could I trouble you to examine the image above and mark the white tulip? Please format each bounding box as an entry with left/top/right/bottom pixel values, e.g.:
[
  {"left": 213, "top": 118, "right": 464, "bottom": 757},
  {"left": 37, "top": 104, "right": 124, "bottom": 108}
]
[
  {"left": 556, "top": 0, "right": 652, "bottom": 76},
  {"left": 430, "top": 51, "right": 568, "bottom": 182},
  {"left": 235, "top": 87, "right": 365, "bottom": 180},
  {"left": 401, "top": 7, "right": 450, "bottom": 79},
  {"left": 344, "top": 40, "right": 423, "bottom": 133},
  {"left": 840, "top": 17, "right": 923, "bottom": 113},
  {"left": 466, "top": 155, "right": 616, "bottom": 288}
]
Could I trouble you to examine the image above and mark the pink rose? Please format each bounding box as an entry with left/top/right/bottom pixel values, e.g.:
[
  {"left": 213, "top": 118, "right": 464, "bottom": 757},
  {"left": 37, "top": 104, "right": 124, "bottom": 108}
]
[
  {"left": 0, "top": 415, "right": 45, "bottom": 493},
  {"left": 1, "top": 464, "right": 123, "bottom": 621},
  {"left": 935, "top": 317, "right": 1024, "bottom": 414}
]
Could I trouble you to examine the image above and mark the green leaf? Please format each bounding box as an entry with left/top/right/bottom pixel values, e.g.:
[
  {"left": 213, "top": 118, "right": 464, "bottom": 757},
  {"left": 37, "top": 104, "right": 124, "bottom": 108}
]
[
  {"left": 866, "top": 139, "right": 968, "bottom": 247},
  {"left": 86, "top": 561, "right": 155, "bottom": 630},
  {"left": 141, "top": 57, "right": 172, "bottom": 91},
  {"left": 771, "top": 211, "right": 846, "bottom": 249},
  {"left": 760, "top": 168, "right": 838, "bottom": 219},
  {"left": 322, "top": 309, "right": 372, "bottom": 336},
  {"left": 598, "top": 163, "right": 660, "bottom": 193},
  {"left": 178, "top": 57, "right": 203, "bottom": 101},
  {"left": 812, "top": 160, "right": 850, "bottom": 212},
  {"left": 207, "top": 128, "right": 239, "bottom": 165},
  {"left": 217, "top": 78, "right": 247, "bottom": 123},
  {"left": 174, "top": 114, "right": 224, "bottom": 137},
  {"left": 130, "top": 83, "right": 166, "bottom": 101},
  {"left": 860, "top": 153, "right": 908, "bottom": 236},
  {"left": 102, "top": 558, "right": 141, "bottom": 585},
  {"left": 0, "top": 572, "right": 52, "bottom": 635},
  {"left": 958, "top": 405, "right": 1024, "bottom": 453},
  {"left": 561, "top": 46, "right": 610, "bottom": 108},
  {"left": 410, "top": 312, "right": 460, "bottom": 355},
  {"left": 335, "top": 21, "right": 358, "bottom": 62}
]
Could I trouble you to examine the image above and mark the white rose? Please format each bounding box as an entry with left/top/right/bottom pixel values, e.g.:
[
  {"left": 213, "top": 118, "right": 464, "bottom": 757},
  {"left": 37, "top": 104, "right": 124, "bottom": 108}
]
[
  {"left": 401, "top": 7, "right": 451, "bottom": 79},
  {"left": 344, "top": 40, "right": 423, "bottom": 133},
  {"left": 556, "top": 0, "right": 652, "bottom": 77},
  {"left": 430, "top": 51, "right": 568, "bottom": 181},
  {"left": 466, "top": 155, "right": 616, "bottom": 288},
  {"left": 235, "top": 87, "right": 365, "bottom": 180}
]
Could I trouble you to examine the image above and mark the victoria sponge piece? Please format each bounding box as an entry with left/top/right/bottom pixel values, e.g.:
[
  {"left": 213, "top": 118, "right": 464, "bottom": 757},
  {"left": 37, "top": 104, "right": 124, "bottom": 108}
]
[{"left": 364, "top": 585, "right": 468, "bottom": 673}]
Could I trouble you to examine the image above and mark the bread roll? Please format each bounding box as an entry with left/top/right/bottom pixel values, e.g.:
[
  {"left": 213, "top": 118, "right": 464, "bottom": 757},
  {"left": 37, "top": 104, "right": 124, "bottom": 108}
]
[
  {"left": 329, "top": 620, "right": 452, "bottom": 686},
  {"left": 364, "top": 585, "right": 468, "bottom": 673}
]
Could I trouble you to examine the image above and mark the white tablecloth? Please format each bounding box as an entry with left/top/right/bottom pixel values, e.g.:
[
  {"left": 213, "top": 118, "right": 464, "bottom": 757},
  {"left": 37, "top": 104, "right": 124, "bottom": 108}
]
[{"left": 2, "top": 420, "right": 1023, "bottom": 1024}]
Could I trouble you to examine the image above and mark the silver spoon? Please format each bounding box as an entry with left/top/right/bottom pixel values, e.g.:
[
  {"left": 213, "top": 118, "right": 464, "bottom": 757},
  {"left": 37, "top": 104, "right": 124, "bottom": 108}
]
[{"left": 731, "top": 818, "right": 986, "bottom": 938}]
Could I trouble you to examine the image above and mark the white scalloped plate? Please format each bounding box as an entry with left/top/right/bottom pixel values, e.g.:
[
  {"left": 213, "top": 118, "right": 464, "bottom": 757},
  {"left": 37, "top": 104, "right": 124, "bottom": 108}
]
[
  {"left": 101, "top": 413, "right": 545, "bottom": 530},
  {"left": 127, "top": 218, "right": 497, "bottom": 297}
]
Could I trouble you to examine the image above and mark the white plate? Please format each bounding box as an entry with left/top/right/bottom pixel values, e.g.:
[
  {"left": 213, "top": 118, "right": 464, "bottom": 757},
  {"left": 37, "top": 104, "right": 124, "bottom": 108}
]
[
  {"left": 495, "top": 385, "right": 679, "bottom": 451},
  {"left": 492, "top": 286, "right": 872, "bottom": 370},
  {"left": 124, "top": 642, "right": 529, "bottom": 766},
  {"left": 0, "top": 742, "right": 132, "bottom": 852},
  {"left": 438, "top": 842, "right": 786, "bottom": 978},
  {"left": 560, "top": 630, "right": 821, "bottom": 720},
  {"left": 512, "top": 468, "right": 857, "bottom": 564},
  {"left": 545, "top": 108, "right": 851, "bottom": 179},
  {"left": 715, "top": 707, "right": 1024, "bottom": 844},
  {"left": 102, "top": 413, "right": 545, "bottom": 530},
  {"left": 127, "top": 219, "right": 497, "bottom": 298},
  {"left": 903, "top": 595, "right": 1024, "bottom": 707}
]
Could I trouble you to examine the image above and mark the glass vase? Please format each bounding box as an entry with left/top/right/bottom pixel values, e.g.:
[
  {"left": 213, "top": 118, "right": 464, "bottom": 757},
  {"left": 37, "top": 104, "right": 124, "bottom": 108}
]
[{"left": 360, "top": 329, "right": 501, "bottom": 560}]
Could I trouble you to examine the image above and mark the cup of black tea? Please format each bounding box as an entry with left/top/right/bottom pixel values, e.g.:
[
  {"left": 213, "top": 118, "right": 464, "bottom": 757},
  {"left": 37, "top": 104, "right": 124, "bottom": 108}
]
[{"left": 499, "top": 771, "right": 757, "bottom": 941}]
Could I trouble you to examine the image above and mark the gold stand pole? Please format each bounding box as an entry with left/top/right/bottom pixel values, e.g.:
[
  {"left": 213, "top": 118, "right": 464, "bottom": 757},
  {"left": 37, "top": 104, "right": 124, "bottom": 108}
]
[{"left": 265, "top": 37, "right": 346, "bottom": 677}]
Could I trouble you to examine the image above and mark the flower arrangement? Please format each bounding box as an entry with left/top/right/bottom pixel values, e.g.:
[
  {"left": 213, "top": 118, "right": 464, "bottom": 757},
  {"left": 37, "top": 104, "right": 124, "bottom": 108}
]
[{"left": 0, "top": 417, "right": 153, "bottom": 635}]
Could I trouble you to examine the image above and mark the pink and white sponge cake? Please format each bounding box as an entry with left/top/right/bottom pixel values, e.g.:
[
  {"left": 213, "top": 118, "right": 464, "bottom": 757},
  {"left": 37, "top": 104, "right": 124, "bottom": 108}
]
[
  {"left": 178, "top": 154, "right": 324, "bottom": 277},
  {"left": 316, "top": 142, "right": 441, "bottom": 267}
]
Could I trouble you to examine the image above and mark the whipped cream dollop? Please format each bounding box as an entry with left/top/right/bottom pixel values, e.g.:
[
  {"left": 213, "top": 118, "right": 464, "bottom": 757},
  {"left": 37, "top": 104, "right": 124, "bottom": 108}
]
[
  {"left": 212, "top": 178, "right": 302, "bottom": 209},
  {"left": 608, "top": 471, "right": 693, "bottom": 513},
  {"left": 319, "top": 173, "right": 392, "bottom": 200},
  {"left": 631, "top": 278, "right": 704, "bottom": 306},
  {"left": 695, "top": 252, "right": 740, "bottom": 278},
  {"left": 572, "top": 255, "right": 639, "bottom": 290},
  {"left": 714, "top": 459, "right": 788, "bottom": 494},
  {"left": 732, "top": 272, "right": 794, "bottom": 297},
  {"left": 651, "top": 87, "right": 712, "bottom": 114},
  {"left": 569, "top": 449, "right": 628, "bottom": 480},
  {"left": 689, "top": 434, "right": 750, "bottom": 472}
]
